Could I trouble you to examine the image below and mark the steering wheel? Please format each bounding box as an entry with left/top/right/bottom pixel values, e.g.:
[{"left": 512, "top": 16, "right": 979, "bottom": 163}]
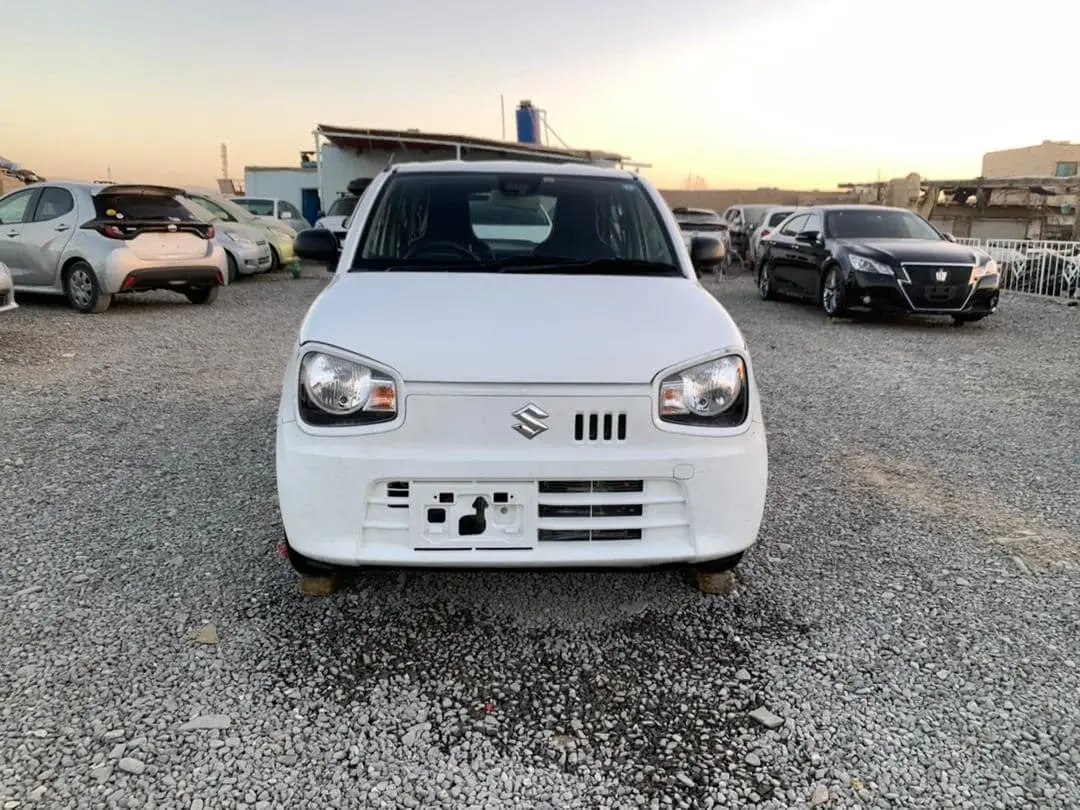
[{"left": 403, "top": 239, "right": 490, "bottom": 262}]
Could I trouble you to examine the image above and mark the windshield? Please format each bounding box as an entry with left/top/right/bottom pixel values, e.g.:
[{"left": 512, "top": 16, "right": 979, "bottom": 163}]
[
  {"left": 192, "top": 194, "right": 258, "bottom": 224},
  {"left": 743, "top": 205, "right": 773, "bottom": 228},
  {"left": 766, "top": 210, "right": 794, "bottom": 227},
  {"left": 178, "top": 197, "right": 218, "bottom": 223},
  {"left": 327, "top": 196, "right": 358, "bottom": 218},
  {"left": 826, "top": 209, "right": 943, "bottom": 240},
  {"left": 233, "top": 198, "right": 275, "bottom": 217},
  {"left": 351, "top": 171, "right": 680, "bottom": 275}
]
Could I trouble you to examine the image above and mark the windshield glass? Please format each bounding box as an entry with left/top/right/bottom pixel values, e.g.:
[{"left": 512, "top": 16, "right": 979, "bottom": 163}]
[
  {"left": 826, "top": 209, "right": 942, "bottom": 240},
  {"left": 193, "top": 194, "right": 258, "bottom": 224},
  {"left": 178, "top": 197, "right": 218, "bottom": 223},
  {"left": 352, "top": 171, "right": 680, "bottom": 275},
  {"left": 234, "top": 198, "right": 274, "bottom": 217},
  {"left": 327, "top": 196, "right": 358, "bottom": 218},
  {"left": 743, "top": 205, "right": 773, "bottom": 228},
  {"left": 767, "top": 210, "right": 794, "bottom": 227}
]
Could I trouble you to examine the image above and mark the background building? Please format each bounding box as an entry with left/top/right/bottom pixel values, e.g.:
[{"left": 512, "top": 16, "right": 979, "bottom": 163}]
[{"left": 982, "top": 140, "right": 1080, "bottom": 178}]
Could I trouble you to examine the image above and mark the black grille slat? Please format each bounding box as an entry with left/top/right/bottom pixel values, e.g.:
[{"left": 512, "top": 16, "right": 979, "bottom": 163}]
[
  {"left": 539, "top": 480, "right": 644, "bottom": 494},
  {"left": 573, "top": 412, "right": 628, "bottom": 443},
  {"left": 539, "top": 528, "right": 643, "bottom": 543},
  {"left": 387, "top": 481, "right": 409, "bottom": 509},
  {"left": 539, "top": 504, "right": 643, "bottom": 518}
]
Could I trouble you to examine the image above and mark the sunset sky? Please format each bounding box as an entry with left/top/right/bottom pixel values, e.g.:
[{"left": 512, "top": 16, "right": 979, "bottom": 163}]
[{"left": 4, "top": 0, "right": 1076, "bottom": 191}]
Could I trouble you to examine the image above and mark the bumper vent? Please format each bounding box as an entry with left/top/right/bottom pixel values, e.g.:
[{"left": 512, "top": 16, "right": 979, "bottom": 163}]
[
  {"left": 573, "top": 413, "right": 628, "bottom": 443},
  {"left": 537, "top": 480, "right": 645, "bottom": 543},
  {"left": 387, "top": 481, "right": 409, "bottom": 508}
]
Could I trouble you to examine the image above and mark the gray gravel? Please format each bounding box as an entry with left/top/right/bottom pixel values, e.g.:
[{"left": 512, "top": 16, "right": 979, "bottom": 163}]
[{"left": 1, "top": 267, "right": 1078, "bottom": 809}]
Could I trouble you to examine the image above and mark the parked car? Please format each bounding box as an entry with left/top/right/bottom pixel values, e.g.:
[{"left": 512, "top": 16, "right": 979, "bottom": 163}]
[
  {"left": 0, "top": 182, "right": 226, "bottom": 313},
  {"left": 312, "top": 194, "right": 360, "bottom": 249},
  {"left": 720, "top": 203, "right": 778, "bottom": 266},
  {"left": 749, "top": 205, "right": 807, "bottom": 268},
  {"left": 230, "top": 196, "right": 311, "bottom": 233},
  {"left": 184, "top": 190, "right": 296, "bottom": 271},
  {"left": 181, "top": 197, "right": 273, "bottom": 282},
  {"left": 0, "top": 262, "right": 16, "bottom": 314},
  {"left": 279, "top": 160, "right": 767, "bottom": 591},
  {"left": 756, "top": 204, "right": 1001, "bottom": 325}
]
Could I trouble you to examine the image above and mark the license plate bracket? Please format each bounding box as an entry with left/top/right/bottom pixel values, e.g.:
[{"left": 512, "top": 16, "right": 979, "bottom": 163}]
[{"left": 408, "top": 481, "right": 537, "bottom": 550}]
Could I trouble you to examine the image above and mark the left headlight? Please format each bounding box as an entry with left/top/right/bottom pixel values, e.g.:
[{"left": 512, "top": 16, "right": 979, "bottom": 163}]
[
  {"left": 298, "top": 351, "right": 397, "bottom": 426},
  {"left": 848, "top": 254, "right": 895, "bottom": 276},
  {"left": 972, "top": 259, "right": 998, "bottom": 280},
  {"left": 224, "top": 232, "right": 254, "bottom": 247},
  {"left": 659, "top": 355, "right": 748, "bottom": 427}
]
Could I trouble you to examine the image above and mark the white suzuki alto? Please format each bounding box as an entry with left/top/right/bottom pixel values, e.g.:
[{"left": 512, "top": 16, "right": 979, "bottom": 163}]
[{"left": 280, "top": 161, "right": 768, "bottom": 590}]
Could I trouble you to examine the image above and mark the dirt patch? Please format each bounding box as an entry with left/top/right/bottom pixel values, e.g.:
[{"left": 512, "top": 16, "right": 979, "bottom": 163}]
[{"left": 845, "top": 451, "right": 1079, "bottom": 573}]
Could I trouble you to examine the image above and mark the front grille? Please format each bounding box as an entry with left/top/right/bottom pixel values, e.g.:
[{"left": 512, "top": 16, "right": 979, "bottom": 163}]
[
  {"left": 573, "top": 412, "right": 627, "bottom": 443},
  {"left": 0, "top": 291, "right": 8, "bottom": 307},
  {"left": 901, "top": 264, "right": 974, "bottom": 310},
  {"left": 386, "top": 481, "right": 409, "bottom": 508}
]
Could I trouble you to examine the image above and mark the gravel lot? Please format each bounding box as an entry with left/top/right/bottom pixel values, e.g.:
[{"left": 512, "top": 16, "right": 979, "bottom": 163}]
[{"left": 1, "top": 267, "right": 1078, "bottom": 809}]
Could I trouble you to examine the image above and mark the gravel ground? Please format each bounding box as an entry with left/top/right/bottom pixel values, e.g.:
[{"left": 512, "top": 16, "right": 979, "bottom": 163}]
[{"left": 1, "top": 267, "right": 1077, "bottom": 809}]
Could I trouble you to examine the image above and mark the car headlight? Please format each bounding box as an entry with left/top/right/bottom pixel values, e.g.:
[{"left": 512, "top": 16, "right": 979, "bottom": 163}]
[
  {"left": 658, "top": 355, "right": 748, "bottom": 427},
  {"left": 298, "top": 351, "right": 397, "bottom": 426},
  {"left": 848, "top": 254, "right": 894, "bottom": 276},
  {"left": 224, "top": 232, "right": 254, "bottom": 247},
  {"left": 972, "top": 259, "right": 998, "bottom": 280}
]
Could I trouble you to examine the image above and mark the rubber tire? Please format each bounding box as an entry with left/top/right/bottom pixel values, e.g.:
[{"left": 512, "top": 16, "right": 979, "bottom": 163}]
[
  {"left": 821, "top": 265, "right": 848, "bottom": 317},
  {"left": 951, "top": 313, "right": 986, "bottom": 326},
  {"left": 63, "top": 260, "right": 112, "bottom": 314},
  {"left": 268, "top": 246, "right": 281, "bottom": 273},
  {"left": 757, "top": 261, "right": 776, "bottom": 300},
  {"left": 226, "top": 252, "right": 238, "bottom": 284},
  {"left": 689, "top": 551, "right": 744, "bottom": 575},
  {"left": 285, "top": 536, "right": 340, "bottom": 576},
  {"left": 184, "top": 286, "right": 220, "bottom": 305}
]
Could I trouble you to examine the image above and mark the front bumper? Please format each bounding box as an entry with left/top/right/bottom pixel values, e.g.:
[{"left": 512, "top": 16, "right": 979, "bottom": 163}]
[
  {"left": 233, "top": 242, "right": 274, "bottom": 275},
  {"left": 0, "top": 286, "right": 16, "bottom": 314},
  {"left": 847, "top": 271, "right": 1000, "bottom": 315},
  {"left": 276, "top": 387, "right": 768, "bottom": 568}
]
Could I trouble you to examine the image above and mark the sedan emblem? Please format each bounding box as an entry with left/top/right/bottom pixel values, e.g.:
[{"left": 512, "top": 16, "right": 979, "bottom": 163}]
[
  {"left": 511, "top": 403, "right": 549, "bottom": 439},
  {"left": 935, "top": 269, "right": 948, "bottom": 283}
]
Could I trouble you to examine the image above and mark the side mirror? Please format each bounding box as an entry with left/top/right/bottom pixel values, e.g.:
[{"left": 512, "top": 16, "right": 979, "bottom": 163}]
[
  {"left": 295, "top": 228, "right": 340, "bottom": 265},
  {"left": 796, "top": 230, "right": 820, "bottom": 243},
  {"left": 941, "top": 231, "right": 956, "bottom": 242},
  {"left": 690, "top": 235, "right": 725, "bottom": 271}
]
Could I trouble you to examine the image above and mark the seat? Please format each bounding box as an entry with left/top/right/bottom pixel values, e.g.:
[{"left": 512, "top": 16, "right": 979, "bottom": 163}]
[
  {"left": 404, "top": 188, "right": 494, "bottom": 262},
  {"left": 534, "top": 192, "right": 617, "bottom": 260}
]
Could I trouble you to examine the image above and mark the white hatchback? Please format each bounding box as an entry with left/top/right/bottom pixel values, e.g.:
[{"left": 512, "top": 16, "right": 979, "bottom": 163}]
[{"left": 279, "top": 161, "right": 768, "bottom": 587}]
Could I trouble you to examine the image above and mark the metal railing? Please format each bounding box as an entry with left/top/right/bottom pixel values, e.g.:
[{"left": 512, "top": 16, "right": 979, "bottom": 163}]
[{"left": 955, "top": 237, "right": 1080, "bottom": 299}]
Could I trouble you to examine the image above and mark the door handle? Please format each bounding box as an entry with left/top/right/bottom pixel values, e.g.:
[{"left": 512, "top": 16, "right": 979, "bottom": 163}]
[
  {"left": 3, "top": 230, "right": 18, "bottom": 238},
  {"left": 55, "top": 225, "right": 71, "bottom": 232}
]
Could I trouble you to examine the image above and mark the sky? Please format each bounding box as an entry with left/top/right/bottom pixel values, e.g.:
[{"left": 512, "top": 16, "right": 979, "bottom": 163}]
[{"left": 3, "top": 0, "right": 1077, "bottom": 191}]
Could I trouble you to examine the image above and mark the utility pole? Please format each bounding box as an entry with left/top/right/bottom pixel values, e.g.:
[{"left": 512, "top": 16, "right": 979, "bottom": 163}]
[
  {"left": 106, "top": 166, "right": 112, "bottom": 182},
  {"left": 500, "top": 95, "right": 506, "bottom": 141},
  {"left": 220, "top": 143, "right": 229, "bottom": 180}
]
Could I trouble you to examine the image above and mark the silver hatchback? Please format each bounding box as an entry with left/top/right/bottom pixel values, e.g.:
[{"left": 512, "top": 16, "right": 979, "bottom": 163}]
[{"left": 0, "top": 182, "right": 229, "bottom": 313}]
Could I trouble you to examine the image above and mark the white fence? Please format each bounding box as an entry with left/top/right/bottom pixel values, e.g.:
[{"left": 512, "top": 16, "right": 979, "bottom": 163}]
[{"left": 955, "top": 237, "right": 1080, "bottom": 299}]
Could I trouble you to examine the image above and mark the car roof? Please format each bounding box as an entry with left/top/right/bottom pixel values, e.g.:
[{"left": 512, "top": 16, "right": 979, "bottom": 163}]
[
  {"left": 814, "top": 204, "right": 914, "bottom": 214},
  {"left": 388, "top": 159, "right": 637, "bottom": 180}
]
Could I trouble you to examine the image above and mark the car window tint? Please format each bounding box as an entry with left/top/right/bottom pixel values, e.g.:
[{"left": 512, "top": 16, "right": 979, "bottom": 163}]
[
  {"left": 0, "top": 189, "right": 36, "bottom": 224},
  {"left": 780, "top": 214, "right": 808, "bottom": 236},
  {"left": 33, "top": 187, "right": 75, "bottom": 221},
  {"left": 93, "top": 192, "right": 196, "bottom": 221}
]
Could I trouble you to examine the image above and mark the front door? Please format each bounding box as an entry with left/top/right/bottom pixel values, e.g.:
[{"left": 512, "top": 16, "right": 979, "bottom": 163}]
[
  {"left": 0, "top": 187, "right": 41, "bottom": 285},
  {"left": 19, "top": 186, "right": 79, "bottom": 287},
  {"left": 788, "top": 211, "right": 826, "bottom": 297},
  {"left": 769, "top": 213, "right": 809, "bottom": 294}
]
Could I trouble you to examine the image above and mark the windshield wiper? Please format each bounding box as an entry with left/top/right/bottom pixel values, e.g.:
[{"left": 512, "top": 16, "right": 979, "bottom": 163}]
[{"left": 486, "top": 255, "right": 683, "bottom": 277}]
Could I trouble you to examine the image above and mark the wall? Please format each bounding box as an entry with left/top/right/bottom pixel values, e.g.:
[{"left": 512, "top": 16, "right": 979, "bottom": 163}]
[
  {"left": 0, "top": 175, "right": 25, "bottom": 196},
  {"left": 658, "top": 188, "right": 854, "bottom": 213},
  {"left": 242, "top": 168, "right": 318, "bottom": 211},
  {"left": 981, "top": 141, "right": 1080, "bottom": 177}
]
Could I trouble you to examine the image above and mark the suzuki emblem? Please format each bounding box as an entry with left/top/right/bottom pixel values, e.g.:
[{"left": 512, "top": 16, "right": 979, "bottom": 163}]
[
  {"left": 511, "top": 403, "right": 550, "bottom": 439},
  {"left": 935, "top": 269, "right": 948, "bottom": 283}
]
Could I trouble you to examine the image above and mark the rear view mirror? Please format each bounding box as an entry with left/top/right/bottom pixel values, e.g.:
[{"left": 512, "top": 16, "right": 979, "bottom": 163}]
[
  {"left": 690, "top": 235, "right": 725, "bottom": 271},
  {"left": 295, "top": 228, "right": 340, "bottom": 267}
]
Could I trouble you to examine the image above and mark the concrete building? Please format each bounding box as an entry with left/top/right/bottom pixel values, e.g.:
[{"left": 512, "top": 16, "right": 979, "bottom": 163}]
[
  {"left": 313, "top": 124, "right": 628, "bottom": 213},
  {"left": 982, "top": 140, "right": 1080, "bottom": 178}
]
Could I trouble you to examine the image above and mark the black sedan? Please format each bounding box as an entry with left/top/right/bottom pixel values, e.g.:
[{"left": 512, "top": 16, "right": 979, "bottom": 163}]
[{"left": 755, "top": 205, "right": 1001, "bottom": 324}]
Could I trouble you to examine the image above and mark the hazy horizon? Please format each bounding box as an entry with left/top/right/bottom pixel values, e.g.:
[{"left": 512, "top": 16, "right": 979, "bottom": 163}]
[{"left": 4, "top": 0, "right": 1076, "bottom": 191}]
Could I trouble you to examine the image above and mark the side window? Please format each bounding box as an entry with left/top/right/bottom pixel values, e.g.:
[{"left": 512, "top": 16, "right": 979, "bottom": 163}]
[
  {"left": 0, "top": 189, "right": 37, "bottom": 225},
  {"left": 802, "top": 212, "right": 822, "bottom": 235},
  {"left": 33, "top": 187, "right": 76, "bottom": 222},
  {"left": 285, "top": 202, "right": 303, "bottom": 218},
  {"left": 780, "top": 214, "right": 808, "bottom": 237}
]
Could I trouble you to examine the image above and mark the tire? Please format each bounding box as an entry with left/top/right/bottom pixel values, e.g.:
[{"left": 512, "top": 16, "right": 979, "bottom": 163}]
[
  {"left": 184, "top": 286, "right": 220, "bottom": 306},
  {"left": 757, "top": 261, "right": 776, "bottom": 300},
  {"left": 268, "top": 246, "right": 281, "bottom": 273},
  {"left": 226, "top": 252, "right": 238, "bottom": 284},
  {"left": 951, "top": 313, "right": 986, "bottom": 326},
  {"left": 821, "top": 265, "right": 848, "bottom": 316},
  {"left": 63, "top": 260, "right": 112, "bottom": 314},
  {"left": 285, "top": 536, "right": 339, "bottom": 576}
]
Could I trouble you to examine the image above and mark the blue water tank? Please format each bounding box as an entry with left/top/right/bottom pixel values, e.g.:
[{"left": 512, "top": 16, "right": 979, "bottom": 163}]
[{"left": 515, "top": 100, "right": 540, "bottom": 144}]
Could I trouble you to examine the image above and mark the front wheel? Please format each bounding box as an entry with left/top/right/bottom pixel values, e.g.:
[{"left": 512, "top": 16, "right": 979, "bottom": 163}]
[
  {"left": 268, "top": 246, "right": 281, "bottom": 273},
  {"left": 64, "top": 261, "right": 112, "bottom": 314},
  {"left": 226, "top": 252, "right": 238, "bottom": 284},
  {"left": 821, "top": 266, "right": 847, "bottom": 316},
  {"left": 757, "top": 261, "right": 776, "bottom": 300},
  {"left": 184, "top": 286, "right": 220, "bottom": 305}
]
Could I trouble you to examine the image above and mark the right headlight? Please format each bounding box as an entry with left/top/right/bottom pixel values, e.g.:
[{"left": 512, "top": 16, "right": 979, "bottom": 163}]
[
  {"left": 298, "top": 351, "right": 397, "bottom": 426},
  {"left": 848, "top": 254, "right": 895, "bottom": 276},
  {"left": 658, "top": 355, "right": 748, "bottom": 427}
]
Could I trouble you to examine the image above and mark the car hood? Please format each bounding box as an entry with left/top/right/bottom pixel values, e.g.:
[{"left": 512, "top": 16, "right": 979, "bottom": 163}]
[
  {"left": 216, "top": 221, "right": 266, "bottom": 241},
  {"left": 835, "top": 238, "right": 984, "bottom": 265},
  {"left": 300, "top": 272, "right": 745, "bottom": 384}
]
